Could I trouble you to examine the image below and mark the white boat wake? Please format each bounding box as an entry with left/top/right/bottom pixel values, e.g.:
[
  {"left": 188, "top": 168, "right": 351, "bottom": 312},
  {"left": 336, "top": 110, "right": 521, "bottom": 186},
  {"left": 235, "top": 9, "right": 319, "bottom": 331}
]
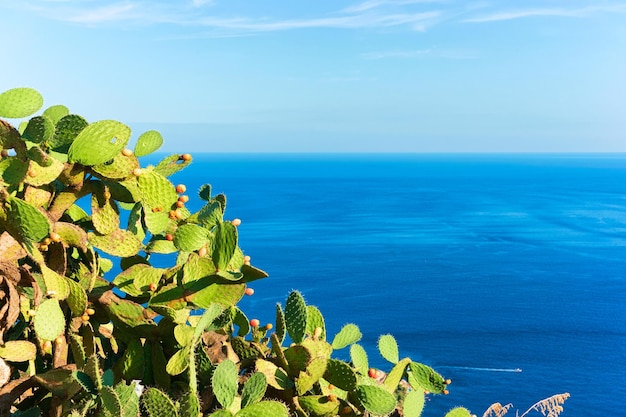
[{"left": 438, "top": 366, "right": 522, "bottom": 373}]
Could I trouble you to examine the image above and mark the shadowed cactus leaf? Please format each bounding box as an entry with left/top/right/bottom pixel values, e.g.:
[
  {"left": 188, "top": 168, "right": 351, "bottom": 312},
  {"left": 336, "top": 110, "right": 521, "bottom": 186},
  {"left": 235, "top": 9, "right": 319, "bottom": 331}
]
[
  {"left": 68, "top": 120, "right": 131, "bottom": 166},
  {"left": 66, "top": 278, "right": 88, "bottom": 317},
  {"left": 181, "top": 253, "right": 216, "bottom": 286},
  {"left": 33, "top": 298, "right": 65, "bottom": 341},
  {"left": 212, "top": 359, "right": 238, "bottom": 409},
  {"left": 88, "top": 229, "right": 142, "bottom": 257},
  {"left": 40, "top": 265, "right": 70, "bottom": 299},
  {"left": 165, "top": 347, "right": 190, "bottom": 376},
  {"left": 100, "top": 386, "right": 122, "bottom": 416},
  {"left": 0, "top": 340, "right": 37, "bottom": 362},
  {"left": 42, "top": 104, "right": 69, "bottom": 124},
  {"left": 332, "top": 324, "right": 362, "bottom": 350},
  {"left": 22, "top": 115, "right": 55, "bottom": 144},
  {"left": 212, "top": 221, "right": 238, "bottom": 271},
  {"left": 50, "top": 114, "right": 89, "bottom": 152},
  {"left": 0, "top": 87, "right": 43, "bottom": 118},
  {"left": 91, "top": 189, "right": 120, "bottom": 235},
  {"left": 53, "top": 222, "right": 88, "bottom": 251},
  {"left": 275, "top": 303, "right": 286, "bottom": 344},
  {"left": 134, "top": 130, "right": 163, "bottom": 157},
  {"left": 356, "top": 385, "right": 397, "bottom": 416},
  {"left": 236, "top": 401, "right": 290, "bottom": 417},
  {"left": 324, "top": 359, "right": 357, "bottom": 392},
  {"left": 241, "top": 372, "right": 267, "bottom": 408},
  {"left": 296, "top": 356, "right": 327, "bottom": 395},
  {"left": 5, "top": 197, "right": 51, "bottom": 243},
  {"left": 0, "top": 157, "right": 28, "bottom": 185},
  {"left": 255, "top": 359, "right": 291, "bottom": 391},
  {"left": 140, "top": 387, "right": 178, "bottom": 417},
  {"left": 121, "top": 339, "right": 144, "bottom": 381},
  {"left": 298, "top": 395, "right": 341, "bottom": 417}
]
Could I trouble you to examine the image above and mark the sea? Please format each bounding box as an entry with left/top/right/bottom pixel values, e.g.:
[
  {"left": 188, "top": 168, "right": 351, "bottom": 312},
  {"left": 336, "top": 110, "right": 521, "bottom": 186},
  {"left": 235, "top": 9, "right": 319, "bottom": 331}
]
[{"left": 157, "top": 153, "right": 625, "bottom": 416}]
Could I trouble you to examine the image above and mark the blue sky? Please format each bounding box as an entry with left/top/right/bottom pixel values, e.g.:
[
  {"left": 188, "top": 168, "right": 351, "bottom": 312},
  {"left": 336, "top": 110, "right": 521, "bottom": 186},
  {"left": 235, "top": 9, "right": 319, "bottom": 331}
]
[{"left": 1, "top": 0, "right": 625, "bottom": 152}]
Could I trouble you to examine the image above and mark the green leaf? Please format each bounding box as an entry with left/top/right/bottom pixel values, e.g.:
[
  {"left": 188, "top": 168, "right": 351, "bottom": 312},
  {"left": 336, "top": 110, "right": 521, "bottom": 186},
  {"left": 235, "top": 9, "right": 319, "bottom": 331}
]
[
  {"left": 212, "top": 222, "right": 238, "bottom": 271},
  {"left": 378, "top": 334, "right": 399, "bottom": 364},
  {"left": 68, "top": 120, "right": 131, "bottom": 166},
  {"left": 0, "top": 88, "right": 43, "bottom": 118},
  {"left": 331, "top": 324, "right": 361, "bottom": 350},
  {"left": 134, "top": 130, "right": 163, "bottom": 156},
  {"left": 212, "top": 359, "right": 238, "bottom": 409},
  {"left": 33, "top": 298, "right": 65, "bottom": 341}
]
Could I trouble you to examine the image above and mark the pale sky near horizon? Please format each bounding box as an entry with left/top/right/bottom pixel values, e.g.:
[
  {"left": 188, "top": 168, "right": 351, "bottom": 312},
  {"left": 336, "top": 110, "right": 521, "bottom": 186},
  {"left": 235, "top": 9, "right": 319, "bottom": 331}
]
[{"left": 1, "top": 0, "right": 625, "bottom": 152}]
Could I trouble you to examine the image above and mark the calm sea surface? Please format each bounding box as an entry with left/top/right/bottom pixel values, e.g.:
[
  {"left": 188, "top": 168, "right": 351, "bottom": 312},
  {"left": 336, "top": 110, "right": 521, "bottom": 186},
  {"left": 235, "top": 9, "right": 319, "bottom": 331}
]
[{"left": 162, "top": 153, "right": 625, "bottom": 416}]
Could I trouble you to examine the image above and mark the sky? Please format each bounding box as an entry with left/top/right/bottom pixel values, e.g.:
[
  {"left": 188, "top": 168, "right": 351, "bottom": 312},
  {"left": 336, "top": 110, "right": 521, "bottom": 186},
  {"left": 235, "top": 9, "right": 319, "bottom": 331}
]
[{"left": 1, "top": 0, "right": 625, "bottom": 153}]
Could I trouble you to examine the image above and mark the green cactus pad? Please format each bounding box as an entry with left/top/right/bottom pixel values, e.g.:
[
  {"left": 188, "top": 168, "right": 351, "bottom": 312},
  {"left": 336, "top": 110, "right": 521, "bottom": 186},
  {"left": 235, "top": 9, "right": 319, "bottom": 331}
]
[
  {"left": 444, "top": 407, "right": 472, "bottom": 417},
  {"left": 143, "top": 209, "right": 170, "bottom": 235},
  {"left": 296, "top": 356, "right": 327, "bottom": 395},
  {"left": 212, "top": 359, "right": 238, "bottom": 409},
  {"left": 42, "top": 104, "right": 70, "bottom": 124},
  {"left": 378, "top": 334, "right": 399, "bottom": 364},
  {"left": 0, "top": 340, "right": 37, "bottom": 362},
  {"left": 73, "top": 370, "right": 97, "bottom": 395},
  {"left": 24, "top": 157, "right": 65, "bottom": 186},
  {"left": 134, "top": 130, "right": 163, "bottom": 157},
  {"left": 383, "top": 358, "right": 410, "bottom": 393},
  {"left": 41, "top": 266, "right": 70, "bottom": 299},
  {"left": 185, "top": 279, "right": 245, "bottom": 309},
  {"left": 115, "top": 382, "right": 141, "bottom": 417},
  {"left": 284, "top": 344, "right": 312, "bottom": 377},
  {"left": 153, "top": 154, "right": 192, "bottom": 177},
  {"left": 33, "top": 298, "right": 65, "bottom": 341},
  {"left": 275, "top": 303, "right": 286, "bottom": 345},
  {"left": 285, "top": 290, "right": 307, "bottom": 344},
  {"left": 331, "top": 324, "right": 361, "bottom": 350},
  {"left": 323, "top": 359, "right": 357, "bottom": 391},
  {"left": 137, "top": 169, "right": 178, "bottom": 210},
  {"left": 145, "top": 238, "right": 177, "bottom": 254},
  {"left": 5, "top": 196, "right": 51, "bottom": 243},
  {"left": 0, "top": 87, "right": 44, "bottom": 118},
  {"left": 236, "top": 400, "right": 290, "bottom": 417},
  {"left": 165, "top": 347, "right": 190, "bottom": 376},
  {"left": 402, "top": 390, "right": 425, "bottom": 417},
  {"left": 174, "top": 224, "right": 209, "bottom": 252},
  {"left": 66, "top": 278, "right": 88, "bottom": 317},
  {"left": 255, "top": 359, "right": 291, "bottom": 390},
  {"left": 349, "top": 344, "right": 369, "bottom": 375},
  {"left": 88, "top": 229, "right": 142, "bottom": 257},
  {"left": 178, "top": 391, "right": 201, "bottom": 417},
  {"left": 113, "top": 264, "right": 158, "bottom": 297},
  {"left": 408, "top": 362, "right": 446, "bottom": 394},
  {"left": 68, "top": 333, "right": 86, "bottom": 369},
  {"left": 50, "top": 114, "right": 88, "bottom": 152},
  {"left": 355, "top": 385, "right": 397, "bottom": 416},
  {"left": 22, "top": 115, "right": 55, "bottom": 144},
  {"left": 91, "top": 190, "right": 120, "bottom": 235},
  {"left": 209, "top": 411, "right": 234, "bottom": 417},
  {"left": 100, "top": 386, "right": 122, "bottom": 416},
  {"left": 0, "top": 157, "right": 28, "bottom": 185},
  {"left": 198, "top": 183, "right": 212, "bottom": 201},
  {"left": 120, "top": 339, "right": 144, "bottom": 381},
  {"left": 241, "top": 372, "right": 267, "bottom": 408},
  {"left": 92, "top": 153, "right": 139, "bottom": 180},
  {"left": 53, "top": 222, "right": 88, "bottom": 251},
  {"left": 298, "top": 395, "right": 341, "bottom": 417},
  {"left": 140, "top": 387, "right": 178, "bottom": 417},
  {"left": 196, "top": 201, "right": 223, "bottom": 228},
  {"left": 68, "top": 120, "right": 131, "bottom": 166},
  {"left": 306, "top": 305, "right": 326, "bottom": 340},
  {"left": 212, "top": 221, "right": 238, "bottom": 271}
]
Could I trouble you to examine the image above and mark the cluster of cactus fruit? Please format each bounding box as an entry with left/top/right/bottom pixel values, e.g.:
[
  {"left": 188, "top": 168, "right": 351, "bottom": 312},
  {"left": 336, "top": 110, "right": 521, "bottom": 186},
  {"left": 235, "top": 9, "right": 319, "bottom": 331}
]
[{"left": 0, "top": 86, "right": 477, "bottom": 417}]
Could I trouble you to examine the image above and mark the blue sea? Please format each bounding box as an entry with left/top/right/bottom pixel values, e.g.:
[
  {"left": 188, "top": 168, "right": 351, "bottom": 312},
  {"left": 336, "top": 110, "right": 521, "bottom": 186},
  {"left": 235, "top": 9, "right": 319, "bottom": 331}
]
[{"left": 166, "top": 153, "right": 625, "bottom": 416}]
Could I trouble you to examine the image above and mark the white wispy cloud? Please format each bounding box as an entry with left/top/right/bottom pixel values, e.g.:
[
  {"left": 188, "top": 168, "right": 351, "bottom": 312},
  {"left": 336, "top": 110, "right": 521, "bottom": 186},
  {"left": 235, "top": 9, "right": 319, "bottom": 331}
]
[
  {"left": 465, "top": 4, "right": 626, "bottom": 23},
  {"left": 342, "top": 0, "right": 446, "bottom": 14},
  {"left": 64, "top": 3, "right": 137, "bottom": 24}
]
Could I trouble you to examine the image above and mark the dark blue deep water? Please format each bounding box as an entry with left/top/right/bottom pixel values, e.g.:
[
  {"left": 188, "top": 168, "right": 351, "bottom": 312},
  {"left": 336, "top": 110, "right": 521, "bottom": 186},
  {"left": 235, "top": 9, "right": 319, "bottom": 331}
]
[{"left": 166, "top": 153, "right": 625, "bottom": 416}]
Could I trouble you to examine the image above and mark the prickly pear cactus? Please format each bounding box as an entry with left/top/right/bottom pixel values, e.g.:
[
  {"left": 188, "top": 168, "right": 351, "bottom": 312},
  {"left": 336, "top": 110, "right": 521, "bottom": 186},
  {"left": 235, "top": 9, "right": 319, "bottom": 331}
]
[{"left": 0, "top": 87, "right": 548, "bottom": 417}]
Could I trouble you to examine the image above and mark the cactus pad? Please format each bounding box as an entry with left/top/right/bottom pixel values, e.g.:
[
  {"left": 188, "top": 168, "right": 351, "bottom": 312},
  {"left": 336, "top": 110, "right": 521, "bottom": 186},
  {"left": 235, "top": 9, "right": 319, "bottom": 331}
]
[
  {"left": 296, "top": 356, "right": 327, "bottom": 395},
  {"left": 68, "top": 120, "right": 131, "bottom": 166},
  {"left": 174, "top": 224, "right": 209, "bottom": 252},
  {"left": 378, "top": 334, "right": 399, "bottom": 364},
  {"left": 153, "top": 154, "right": 192, "bottom": 177},
  {"left": 33, "top": 298, "right": 65, "bottom": 341},
  {"left": 331, "top": 324, "right": 361, "bottom": 350},
  {"left": 236, "top": 400, "right": 290, "bottom": 417},
  {"left": 100, "top": 386, "right": 122, "bottom": 416},
  {"left": 298, "top": 395, "right": 341, "bottom": 417},
  {"left": 383, "top": 358, "right": 410, "bottom": 393},
  {"left": 306, "top": 305, "right": 325, "bottom": 340},
  {"left": 165, "top": 348, "right": 190, "bottom": 376},
  {"left": 92, "top": 153, "right": 139, "bottom": 180},
  {"left": 50, "top": 114, "right": 88, "bottom": 152},
  {"left": 402, "top": 390, "right": 425, "bottom": 417},
  {"left": 42, "top": 104, "right": 70, "bottom": 124},
  {"left": 140, "top": 387, "right": 178, "bottom": 417},
  {"left": 212, "top": 359, "right": 238, "bottom": 409},
  {"left": 444, "top": 407, "right": 472, "bottom": 417},
  {"left": 355, "top": 385, "right": 397, "bottom": 416},
  {"left": 409, "top": 362, "right": 446, "bottom": 394},
  {"left": 212, "top": 221, "right": 238, "bottom": 271},
  {"left": 137, "top": 170, "right": 178, "bottom": 210},
  {"left": 349, "top": 344, "right": 369, "bottom": 375},
  {"left": 323, "top": 359, "right": 357, "bottom": 391},
  {"left": 0, "top": 87, "right": 44, "bottom": 118},
  {"left": 5, "top": 197, "right": 51, "bottom": 243},
  {"left": 241, "top": 372, "right": 267, "bottom": 408},
  {"left": 0, "top": 340, "right": 37, "bottom": 362},
  {"left": 285, "top": 290, "right": 307, "bottom": 344},
  {"left": 134, "top": 130, "right": 163, "bottom": 156},
  {"left": 22, "top": 115, "right": 55, "bottom": 144},
  {"left": 88, "top": 229, "right": 142, "bottom": 257}
]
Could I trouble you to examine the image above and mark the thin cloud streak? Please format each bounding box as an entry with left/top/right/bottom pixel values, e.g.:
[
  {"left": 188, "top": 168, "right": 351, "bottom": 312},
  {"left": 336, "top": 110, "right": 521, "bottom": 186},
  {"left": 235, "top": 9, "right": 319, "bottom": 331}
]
[
  {"left": 465, "top": 4, "right": 626, "bottom": 23},
  {"left": 342, "top": 0, "right": 446, "bottom": 14},
  {"left": 362, "top": 48, "right": 477, "bottom": 59}
]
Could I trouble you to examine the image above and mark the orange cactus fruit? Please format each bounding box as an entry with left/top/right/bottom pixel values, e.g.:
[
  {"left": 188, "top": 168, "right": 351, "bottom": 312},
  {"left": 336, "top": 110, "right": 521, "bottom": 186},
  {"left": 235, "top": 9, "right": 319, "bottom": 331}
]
[
  {"left": 249, "top": 319, "right": 260, "bottom": 327},
  {"left": 180, "top": 153, "right": 192, "bottom": 161},
  {"left": 231, "top": 218, "right": 242, "bottom": 227},
  {"left": 175, "top": 184, "right": 187, "bottom": 194},
  {"left": 121, "top": 148, "right": 133, "bottom": 156},
  {"left": 245, "top": 288, "right": 255, "bottom": 296}
]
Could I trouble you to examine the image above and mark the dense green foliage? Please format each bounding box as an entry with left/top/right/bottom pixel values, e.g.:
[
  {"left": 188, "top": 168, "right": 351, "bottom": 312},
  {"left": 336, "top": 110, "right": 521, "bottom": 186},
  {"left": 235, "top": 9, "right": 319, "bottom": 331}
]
[{"left": 0, "top": 87, "right": 567, "bottom": 417}]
